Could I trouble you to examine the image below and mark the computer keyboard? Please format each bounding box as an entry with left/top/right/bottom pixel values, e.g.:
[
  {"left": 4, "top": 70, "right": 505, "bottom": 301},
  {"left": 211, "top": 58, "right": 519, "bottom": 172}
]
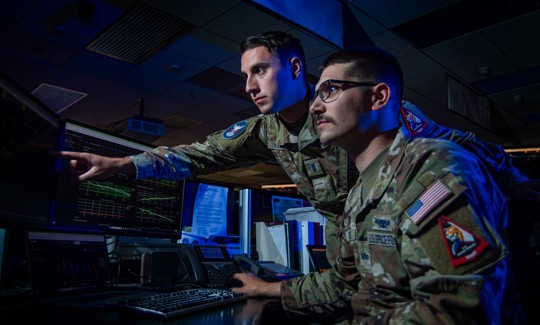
[{"left": 105, "top": 288, "right": 246, "bottom": 319}]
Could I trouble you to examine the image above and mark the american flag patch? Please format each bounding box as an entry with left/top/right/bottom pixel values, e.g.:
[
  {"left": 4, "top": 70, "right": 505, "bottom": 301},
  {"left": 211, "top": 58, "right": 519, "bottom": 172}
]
[{"left": 407, "top": 180, "right": 451, "bottom": 224}]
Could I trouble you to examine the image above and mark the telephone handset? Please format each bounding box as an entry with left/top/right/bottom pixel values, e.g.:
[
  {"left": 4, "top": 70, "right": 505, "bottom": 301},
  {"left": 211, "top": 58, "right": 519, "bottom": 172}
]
[
  {"left": 233, "top": 254, "right": 278, "bottom": 282},
  {"left": 178, "top": 244, "right": 241, "bottom": 288},
  {"left": 179, "top": 244, "right": 208, "bottom": 284},
  {"left": 234, "top": 254, "right": 303, "bottom": 282}
]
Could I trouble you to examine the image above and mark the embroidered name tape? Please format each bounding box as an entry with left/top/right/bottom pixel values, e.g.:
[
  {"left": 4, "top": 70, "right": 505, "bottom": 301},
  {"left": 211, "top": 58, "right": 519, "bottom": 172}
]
[
  {"left": 407, "top": 180, "right": 451, "bottom": 224},
  {"left": 222, "top": 121, "right": 247, "bottom": 139},
  {"left": 367, "top": 232, "right": 395, "bottom": 247}
]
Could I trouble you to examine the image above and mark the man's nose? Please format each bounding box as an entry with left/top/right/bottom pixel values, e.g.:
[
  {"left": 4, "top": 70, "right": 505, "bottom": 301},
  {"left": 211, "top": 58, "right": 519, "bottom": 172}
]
[
  {"left": 309, "top": 95, "right": 324, "bottom": 114},
  {"left": 245, "top": 76, "right": 258, "bottom": 95}
]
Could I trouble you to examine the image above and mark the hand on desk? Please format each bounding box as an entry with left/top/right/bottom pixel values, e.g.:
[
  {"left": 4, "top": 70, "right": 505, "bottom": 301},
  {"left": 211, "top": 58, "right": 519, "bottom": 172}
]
[{"left": 230, "top": 273, "right": 282, "bottom": 297}]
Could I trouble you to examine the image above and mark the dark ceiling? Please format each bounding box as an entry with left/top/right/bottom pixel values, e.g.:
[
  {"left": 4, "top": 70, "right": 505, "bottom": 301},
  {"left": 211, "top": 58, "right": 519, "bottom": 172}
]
[{"left": 1, "top": 0, "right": 539, "bottom": 188}]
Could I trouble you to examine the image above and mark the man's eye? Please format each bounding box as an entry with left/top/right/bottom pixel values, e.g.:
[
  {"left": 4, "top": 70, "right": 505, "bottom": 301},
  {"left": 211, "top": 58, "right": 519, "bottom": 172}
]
[
  {"left": 328, "top": 85, "right": 339, "bottom": 94},
  {"left": 255, "top": 66, "right": 266, "bottom": 74}
]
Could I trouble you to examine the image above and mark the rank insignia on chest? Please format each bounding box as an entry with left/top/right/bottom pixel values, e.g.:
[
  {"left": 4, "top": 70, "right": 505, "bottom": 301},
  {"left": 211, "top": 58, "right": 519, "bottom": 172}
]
[
  {"left": 406, "top": 180, "right": 451, "bottom": 225},
  {"left": 222, "top": 120, "right": 247, "bottom": 139},
  {"left": 438, "top": 216, "right": 488, "bottom": 267},
  {"left": 305, "top": 159, "right": 324, "bottom": 177}
]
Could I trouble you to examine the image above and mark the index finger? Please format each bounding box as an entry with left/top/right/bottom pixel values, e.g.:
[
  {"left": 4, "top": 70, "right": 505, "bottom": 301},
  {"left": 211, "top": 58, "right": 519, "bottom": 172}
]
[{"left": 49, "top": 151, "right": 85, "bottom": 160}]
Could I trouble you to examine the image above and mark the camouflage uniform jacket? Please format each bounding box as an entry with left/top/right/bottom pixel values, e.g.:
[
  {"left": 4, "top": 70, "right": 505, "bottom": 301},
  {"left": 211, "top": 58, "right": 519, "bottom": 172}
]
[
  {"left": 281, "top": 129, "right": 509, "bottom": 324},
  {"left": 131, "top": 112, "right": 354, "bottom": 221}
]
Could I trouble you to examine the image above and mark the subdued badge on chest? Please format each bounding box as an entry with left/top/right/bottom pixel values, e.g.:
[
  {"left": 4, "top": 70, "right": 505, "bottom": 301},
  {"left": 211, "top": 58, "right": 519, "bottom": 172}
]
[
  {"left": 358, "top": 244, "right": 372, "bottom": 271},
  {"left": 371, "top": 216, "right": 394, "bottom": 231},
  {"left": 305, "top": 159, "right": 325, "bottom": 178}
]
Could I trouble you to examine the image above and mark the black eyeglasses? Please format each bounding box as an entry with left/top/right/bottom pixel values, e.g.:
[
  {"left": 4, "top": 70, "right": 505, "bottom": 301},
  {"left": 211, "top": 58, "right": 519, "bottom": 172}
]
[{"left": 314, "top": 79, "right": 378, "bottom": 103}]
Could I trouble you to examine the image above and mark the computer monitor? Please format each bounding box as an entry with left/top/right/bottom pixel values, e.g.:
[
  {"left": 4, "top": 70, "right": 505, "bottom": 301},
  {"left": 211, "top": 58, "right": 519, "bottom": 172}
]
[
  {"left": 51, "top": 120, "right": 183, "bottom": 239},
  {"left": 271, "top": 195, "right": 304, "bottom": 222},
  {"left": 0, "top": 71, "right": 59, "bottom": 226},
  {"left": 178, "top": 180, "right": 240, "bottom": 254}
]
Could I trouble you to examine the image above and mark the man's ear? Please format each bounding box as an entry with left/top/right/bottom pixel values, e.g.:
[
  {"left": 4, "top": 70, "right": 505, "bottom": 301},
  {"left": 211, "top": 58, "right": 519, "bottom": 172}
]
[
  {"left": 371, "top": 83, "right": 391, "bottom": 111},
  {"left": 290, "top": 57, "right": 302, "bottom": 79}
]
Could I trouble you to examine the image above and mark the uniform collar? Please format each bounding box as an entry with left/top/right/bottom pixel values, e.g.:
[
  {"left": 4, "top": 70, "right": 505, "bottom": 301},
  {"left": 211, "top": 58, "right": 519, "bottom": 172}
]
[{"left": 363, "top": 129, "right": 410, "bottom": 206}]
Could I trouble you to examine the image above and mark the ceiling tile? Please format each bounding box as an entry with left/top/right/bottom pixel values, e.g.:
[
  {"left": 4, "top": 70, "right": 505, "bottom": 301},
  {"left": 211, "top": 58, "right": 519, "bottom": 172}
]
[
  {"left": 162, "top": 81, "right": 221, "bottom": 105},
  {"left": 200, "top": 94, "right": 253, "bottom": 114},
  {"left": 2, "top": 31, "right": 78, "bottom": 66},
  {"left": 117, "top": 68, "right": 180, "bottom": 94},
  {"left": 138, "top": 49, "right": 211, "bottom": 81},
  {"left": 423, "top": 33, "right": 500, "bottom": 67},
  {"left": 399, "top": 51, "right": 443, "bottom": 80},
  {"left": 63, "top": 49, "right": 134, "bottom": 80},
  {"left": 169, "top": 35, "right": 236, "bottom": 66},
  {"left": 351, "top": 0, "right": 451, "bottom": 27},
  {"left": 188, "top": 67, "right": 243, "bottom": 93},
  {"left": 203, "top": 2, "right": 293, "bottom": 43}
]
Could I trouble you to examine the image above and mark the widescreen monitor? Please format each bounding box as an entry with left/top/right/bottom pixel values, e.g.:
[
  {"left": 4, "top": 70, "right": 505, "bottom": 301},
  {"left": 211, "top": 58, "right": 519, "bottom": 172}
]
[
  {"left": 0, "top": 71, "right": 59, "bottom": 226},
  {"left": 51, "top": 120, "right": 183, "bottom": 239}
]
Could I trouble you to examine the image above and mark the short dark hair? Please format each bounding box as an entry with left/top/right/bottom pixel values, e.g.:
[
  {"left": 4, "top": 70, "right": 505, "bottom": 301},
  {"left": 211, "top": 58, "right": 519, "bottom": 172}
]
[
  {"left": 320, "top": 47, "right": 403, "bottom": 99},
  {"left": 240, "top": 31, "right": 306, "bottom": 70}
]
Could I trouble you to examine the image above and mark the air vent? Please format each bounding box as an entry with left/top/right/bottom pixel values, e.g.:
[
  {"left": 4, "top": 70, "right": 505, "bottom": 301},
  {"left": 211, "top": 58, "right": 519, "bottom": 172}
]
[
  {"left": 86, "top": 3, "right": 197, "bottom": 64},
  {"left": 31, "top": 83, "right": 87, "bottom": 113},
  {"left": 392, "top": 0, "right": 540, "bottom": 48}
]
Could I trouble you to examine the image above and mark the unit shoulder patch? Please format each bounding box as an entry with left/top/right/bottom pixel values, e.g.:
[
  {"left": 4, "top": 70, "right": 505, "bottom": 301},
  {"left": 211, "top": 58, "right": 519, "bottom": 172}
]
[
  {"left": 222, "top": 120, "right": 248, "bottom": 139},
  {"left": 401, "top": 106, "right": 428, "bottom": 136},
  {"left": 438, "top": 216, "right": 488, "bottom": 267}
]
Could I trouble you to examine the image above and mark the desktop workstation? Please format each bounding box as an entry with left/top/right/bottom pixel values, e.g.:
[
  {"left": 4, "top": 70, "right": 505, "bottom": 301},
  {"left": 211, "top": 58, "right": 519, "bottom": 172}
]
[{"left": 0, "top": 72, "right": 314, "bottom": 324}]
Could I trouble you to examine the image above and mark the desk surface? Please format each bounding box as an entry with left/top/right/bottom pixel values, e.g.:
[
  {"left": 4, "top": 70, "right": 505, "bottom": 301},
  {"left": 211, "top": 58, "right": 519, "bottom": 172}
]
[{"left": 2, "top": 297, "right": 285, "bottom": 325}]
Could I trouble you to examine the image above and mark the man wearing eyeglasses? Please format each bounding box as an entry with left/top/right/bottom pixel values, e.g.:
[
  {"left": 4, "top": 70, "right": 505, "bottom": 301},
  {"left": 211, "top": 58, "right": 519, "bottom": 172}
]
[
  {"left": 234, "top": 47, "right": 511, "bottom": 324},
  {"left": 55, "top": 31, "right": 533, "bottom": 315},
  {"left": 54, "top": 31, "right": 538, "bottom": 202}
]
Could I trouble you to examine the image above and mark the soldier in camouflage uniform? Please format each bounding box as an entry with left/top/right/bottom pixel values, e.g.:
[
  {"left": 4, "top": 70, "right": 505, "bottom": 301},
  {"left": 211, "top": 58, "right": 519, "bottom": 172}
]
[
  {"left": 277, "top": 47, "right": 509, "bottom": 324},
  {"left": 55, "top": 32, "right": 534, "bottom": 321}
]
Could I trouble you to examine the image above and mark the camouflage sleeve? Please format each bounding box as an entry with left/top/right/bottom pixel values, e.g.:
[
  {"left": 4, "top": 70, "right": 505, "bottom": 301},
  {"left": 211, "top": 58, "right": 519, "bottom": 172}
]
[
  {"left": 128, "top": 116, "right": 274, "bottom": 180},
  {"left": 281, "top": 264, "right": 357, "bottom": 318},
  {"left": 433, "top": 128, "right": 528, "bottom": 198},
  {"left": 356, "top": 140, "right": 509, "bottom": 324},
  {"left": 400, "top": 101, "right": 529, "bottom": 199}
]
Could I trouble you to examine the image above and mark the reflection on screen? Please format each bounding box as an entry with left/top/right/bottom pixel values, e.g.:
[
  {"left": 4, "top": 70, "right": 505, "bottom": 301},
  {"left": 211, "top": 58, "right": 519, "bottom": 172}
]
[{"left": 51, "top": 120, "right": 183, "bottom": 239}]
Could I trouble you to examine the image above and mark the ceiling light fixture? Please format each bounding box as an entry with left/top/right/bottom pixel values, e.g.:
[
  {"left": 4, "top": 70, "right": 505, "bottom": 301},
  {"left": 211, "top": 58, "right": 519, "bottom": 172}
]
[{"left": 478, "top": 66, "right": 492, "bottom": 79}]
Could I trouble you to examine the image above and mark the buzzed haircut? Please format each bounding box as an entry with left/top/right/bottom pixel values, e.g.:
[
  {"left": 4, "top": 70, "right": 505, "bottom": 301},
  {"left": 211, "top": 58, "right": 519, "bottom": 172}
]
[
  {"left": 320, "top": 47, "right": 403, "bottom": 99},
  {"left": 241, "top": 31, "right": 306, "bottom": 74}
]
